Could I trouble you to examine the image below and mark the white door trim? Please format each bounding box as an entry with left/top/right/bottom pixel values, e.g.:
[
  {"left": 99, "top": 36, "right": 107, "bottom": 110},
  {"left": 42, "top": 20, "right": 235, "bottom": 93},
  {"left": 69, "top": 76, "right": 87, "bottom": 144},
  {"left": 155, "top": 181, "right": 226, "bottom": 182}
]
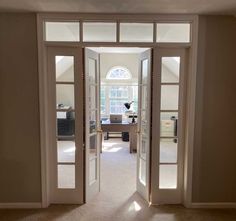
[
  {"left": 183, "top": 15, "right": 199, "bottom": 208},
  {"left": 37, "top": 13, "right": 199, "bottom": 208}
]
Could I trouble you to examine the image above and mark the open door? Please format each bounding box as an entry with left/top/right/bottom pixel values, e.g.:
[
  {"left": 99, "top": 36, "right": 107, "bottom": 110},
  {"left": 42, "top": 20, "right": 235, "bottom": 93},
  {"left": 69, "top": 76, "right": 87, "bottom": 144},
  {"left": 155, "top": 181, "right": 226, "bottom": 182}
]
[
  {"left": 85, "top": 48, "right": 101, "bottom": 201},
  {"left": 136, "top": 49, "right": 152, "bottom": 202}
]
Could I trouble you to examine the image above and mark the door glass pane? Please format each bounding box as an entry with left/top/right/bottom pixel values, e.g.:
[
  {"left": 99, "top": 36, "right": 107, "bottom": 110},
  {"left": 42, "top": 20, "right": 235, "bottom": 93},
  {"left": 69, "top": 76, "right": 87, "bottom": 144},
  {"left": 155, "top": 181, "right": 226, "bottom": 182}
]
[
  {"left": 142, "top": 59, "right": 148, "bottom": 84},
  {"left": 83, "top": 22, "right": 116, "bottom": 42},
  {"left": 58, "top": 165, "right": 75, "bottom": 189},
  {"left": 89, "top": 111, "right": 97, "bottom": 134},
  {"left": 141, "top": 113, "right": 148, "bottom": 135},
  {"left": 57, "top": 140, "right": 75, "bottom": 163},
  {"left": 120, "top": 23, "right": 153, "bottom": 42},
  {"left": 161, "top": 85, "right": 179, "bottom": 110},
  {"left": 160, "top": 138, "right": 178, "bottom": 163},
  {"left": 89, "top": 85, "right": 96, "bottom": 110},
  {"left": 161, "top": 57, "right": 180, "bottom": 83},
  {"left": 141, "top": 86, "right": 147, "bottom": 109},
  {"left": 45, "top": 22, "right": 80, "bottom": 42},
  {"left": 159, "top": 165, "right": 177, "bottom": 189},
  {"left": 89, "top": 158, "right": 97, "bottom": 184},
  {"left": 55, "top": 56, "right": 74, "bottom": 82},
  {"left": 56, "top": 84, "right": 74, "bottom": 109},
  {"left": 88, "top": 58, "right": 96, "bottom": 84},
  {"left": 156, "top": 23, "right": 190, "bottom": 43},
  {"left": 139, "top": 158, "right": 146, "bottom": 185},
  {"left": 140, "top": 136, "right": 147, "bottom": 160},
  {"left": 89, "top": 135, "right": 97, "bottom": 159},
  {"left": 160, "top": 112, "right": 178, "bottom": 137}
]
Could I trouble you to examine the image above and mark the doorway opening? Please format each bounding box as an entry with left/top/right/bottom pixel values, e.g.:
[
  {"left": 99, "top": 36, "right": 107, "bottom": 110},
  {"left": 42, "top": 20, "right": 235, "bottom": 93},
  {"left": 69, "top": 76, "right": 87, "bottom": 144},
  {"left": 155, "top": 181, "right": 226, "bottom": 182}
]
[{"left": 85, "top": 47, "right": 151, "bottom": 202}]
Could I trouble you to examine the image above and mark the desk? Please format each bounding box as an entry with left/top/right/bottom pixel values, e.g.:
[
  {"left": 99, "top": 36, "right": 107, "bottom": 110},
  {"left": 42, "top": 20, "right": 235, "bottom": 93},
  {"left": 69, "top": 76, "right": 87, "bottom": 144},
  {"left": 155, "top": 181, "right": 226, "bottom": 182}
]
[{"left": 101, "top": 121, "right": 137, "bottom": 153}]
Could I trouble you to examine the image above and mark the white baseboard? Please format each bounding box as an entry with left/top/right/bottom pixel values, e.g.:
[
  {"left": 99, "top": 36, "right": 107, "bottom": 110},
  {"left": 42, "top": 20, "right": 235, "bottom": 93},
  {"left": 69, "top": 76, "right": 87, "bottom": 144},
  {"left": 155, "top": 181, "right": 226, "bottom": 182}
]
[
  {"left": 0, "top": 202, "right": 42, "bottom": 209},
  {"left": 190, "top": 202, "right": 236, "bottom": 209}
]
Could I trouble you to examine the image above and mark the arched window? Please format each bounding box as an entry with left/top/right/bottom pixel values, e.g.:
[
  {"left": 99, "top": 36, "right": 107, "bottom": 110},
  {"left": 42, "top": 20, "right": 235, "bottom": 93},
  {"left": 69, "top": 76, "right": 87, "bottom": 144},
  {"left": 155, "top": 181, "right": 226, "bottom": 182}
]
[{"left": 106, "top": 66, "right": 131, "bottom": 80}]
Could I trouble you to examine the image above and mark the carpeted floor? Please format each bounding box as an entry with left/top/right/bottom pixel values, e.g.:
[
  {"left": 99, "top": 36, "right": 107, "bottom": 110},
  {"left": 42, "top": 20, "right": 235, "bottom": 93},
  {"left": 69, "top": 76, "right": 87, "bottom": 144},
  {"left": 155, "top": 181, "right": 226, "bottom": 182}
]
[{"left": 0, "top": 139, "right": 236, "bottom": 221}]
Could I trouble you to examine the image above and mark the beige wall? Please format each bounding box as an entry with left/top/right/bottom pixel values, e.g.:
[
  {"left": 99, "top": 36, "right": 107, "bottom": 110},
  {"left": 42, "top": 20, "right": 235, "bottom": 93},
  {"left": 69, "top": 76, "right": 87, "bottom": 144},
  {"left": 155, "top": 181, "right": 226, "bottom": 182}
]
[
  {"left": 192, "top": 15, "right": 236, "bottom": 202},
  {"left": 0, "top": 13, "right": 41, "bottom": 202}
]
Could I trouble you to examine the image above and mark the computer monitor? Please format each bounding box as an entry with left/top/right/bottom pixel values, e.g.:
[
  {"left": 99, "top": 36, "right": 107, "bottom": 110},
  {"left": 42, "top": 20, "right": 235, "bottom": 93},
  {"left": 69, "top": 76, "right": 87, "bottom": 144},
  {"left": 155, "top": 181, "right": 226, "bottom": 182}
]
[{"left": 110, "top": 114, "right": 122, "bottom": 123}]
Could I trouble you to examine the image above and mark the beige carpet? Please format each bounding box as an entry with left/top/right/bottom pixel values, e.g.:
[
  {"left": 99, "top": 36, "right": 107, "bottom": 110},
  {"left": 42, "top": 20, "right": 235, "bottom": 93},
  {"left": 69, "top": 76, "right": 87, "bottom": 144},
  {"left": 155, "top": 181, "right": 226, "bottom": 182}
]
[{"left": 0, "top": 139, "right": 236, "bottom": 221}]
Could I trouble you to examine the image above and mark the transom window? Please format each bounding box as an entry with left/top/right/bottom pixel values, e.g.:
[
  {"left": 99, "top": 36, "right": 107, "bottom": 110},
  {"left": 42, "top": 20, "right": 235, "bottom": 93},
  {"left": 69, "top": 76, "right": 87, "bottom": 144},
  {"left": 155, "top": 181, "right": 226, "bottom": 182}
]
[
  {"left": 106, "top": 66, "right": 131, "bottom": 80},
  {"left": 44, "top": 21, "right": 191, "bottom": 43}
]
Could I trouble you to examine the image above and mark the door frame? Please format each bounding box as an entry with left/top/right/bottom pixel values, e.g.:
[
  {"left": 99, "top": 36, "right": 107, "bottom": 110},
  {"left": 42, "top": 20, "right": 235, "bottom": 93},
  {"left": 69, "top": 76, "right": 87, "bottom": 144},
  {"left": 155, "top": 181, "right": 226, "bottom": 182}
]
[{"left": 37, "top": 13, "right": 199, "bottom": 208}]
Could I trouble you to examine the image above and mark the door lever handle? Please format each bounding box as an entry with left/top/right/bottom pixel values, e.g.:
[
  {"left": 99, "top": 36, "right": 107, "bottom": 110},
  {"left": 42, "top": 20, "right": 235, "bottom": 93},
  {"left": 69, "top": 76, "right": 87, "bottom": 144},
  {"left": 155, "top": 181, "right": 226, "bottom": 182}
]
[{"left": 96, "top": 129, "right": 103, "bottom": 133}]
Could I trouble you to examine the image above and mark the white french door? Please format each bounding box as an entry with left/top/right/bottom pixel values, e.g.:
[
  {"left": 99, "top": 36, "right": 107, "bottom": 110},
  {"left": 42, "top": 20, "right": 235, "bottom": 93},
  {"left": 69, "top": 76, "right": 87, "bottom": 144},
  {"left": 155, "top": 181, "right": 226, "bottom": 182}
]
[
  {"left": 47, "top": 46, "right": 84, "bottom": 204},
  {"left": 85, "top": 48, "right": 101, "bottom": 201},
  {"left": 136, "top": 49, "right": 152, "bottom": 201},
  {"left": 151, "top": 48, "right": 186, "bottom": 204}
]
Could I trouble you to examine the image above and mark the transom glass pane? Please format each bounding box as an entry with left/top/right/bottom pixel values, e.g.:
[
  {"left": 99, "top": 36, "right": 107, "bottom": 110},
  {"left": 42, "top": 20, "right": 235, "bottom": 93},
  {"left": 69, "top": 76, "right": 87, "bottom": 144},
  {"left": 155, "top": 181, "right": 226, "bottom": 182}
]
[
  {"left": 156, "top": 23, "right": 190, "bottom": 43},
  {"left": 120, "top": 23, "right": 153, "bottom": 42},
  {"left": 45, "top": 22, "right": 80, "bottom": 42},
  {"left": 83, "top": 22, "right": 116, "bottom": 42}
]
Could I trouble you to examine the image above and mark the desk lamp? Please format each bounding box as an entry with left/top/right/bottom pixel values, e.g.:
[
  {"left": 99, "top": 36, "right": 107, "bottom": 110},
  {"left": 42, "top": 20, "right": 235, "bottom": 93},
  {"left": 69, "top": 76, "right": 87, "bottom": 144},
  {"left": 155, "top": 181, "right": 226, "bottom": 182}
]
[{"left": 124, "top": 101, "right": 136, "bottom": 123}]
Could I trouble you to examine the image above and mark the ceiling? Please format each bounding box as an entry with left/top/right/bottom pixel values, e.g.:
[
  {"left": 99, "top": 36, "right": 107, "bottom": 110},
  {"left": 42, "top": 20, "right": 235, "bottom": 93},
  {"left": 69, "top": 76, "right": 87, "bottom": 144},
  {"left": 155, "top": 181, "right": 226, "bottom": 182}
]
[{"left": 0, "top": 0, "right": 236, "bottom": 15}]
